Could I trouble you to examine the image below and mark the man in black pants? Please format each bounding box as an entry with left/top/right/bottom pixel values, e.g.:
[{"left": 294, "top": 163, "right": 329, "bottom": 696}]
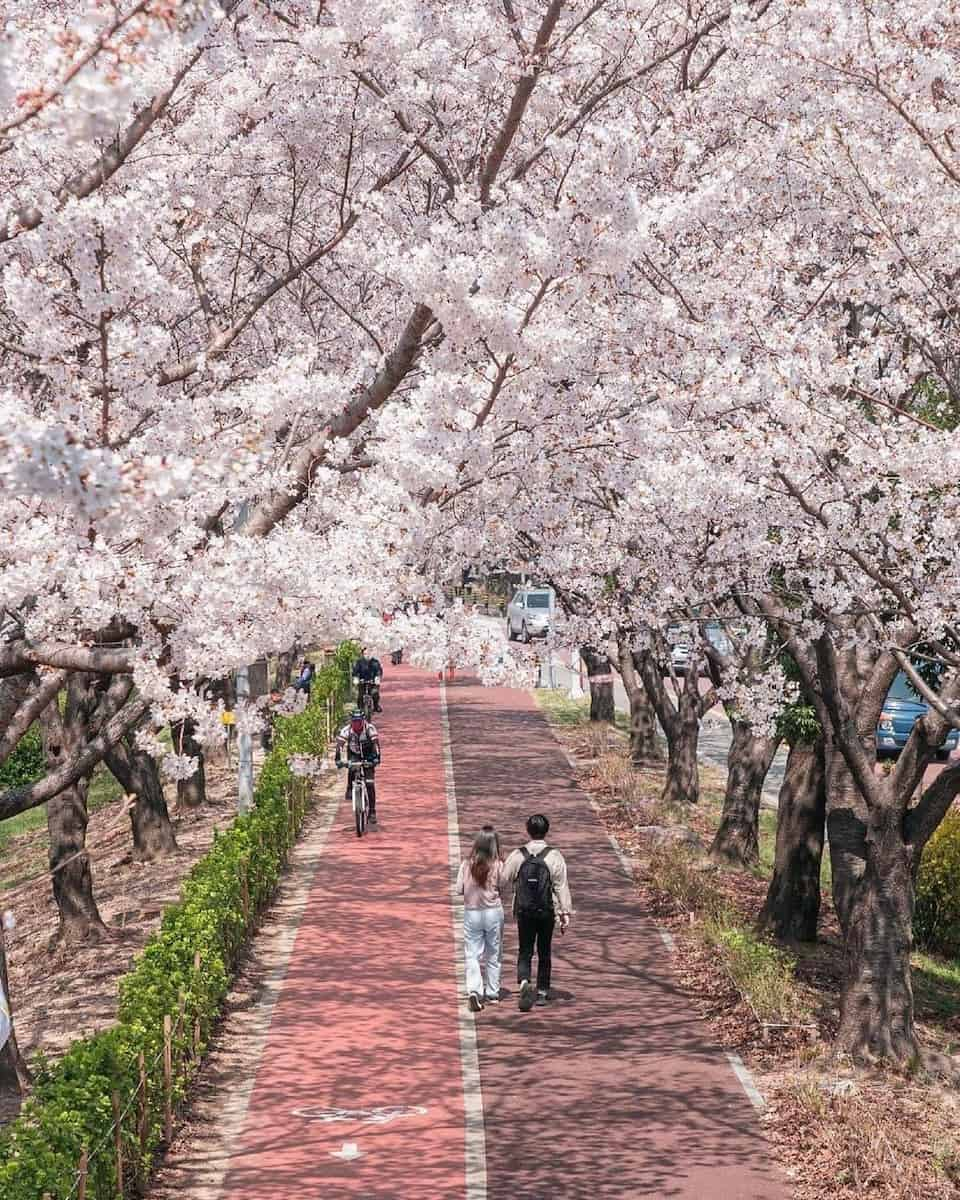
[
  {"left": 501, "top": 814, "right": 574, "bottom": 1011},
  {"left": 352, "top": 647, "right": 383, "bottom": 713}
]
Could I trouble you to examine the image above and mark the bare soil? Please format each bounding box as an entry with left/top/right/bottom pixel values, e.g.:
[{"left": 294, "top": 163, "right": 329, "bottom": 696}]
[
  {"left": 545, "top": 706, "right": 960, "bottom": 1200},
  {"left": 0, "top": 753, "right": 239, "bottom": 1125}
]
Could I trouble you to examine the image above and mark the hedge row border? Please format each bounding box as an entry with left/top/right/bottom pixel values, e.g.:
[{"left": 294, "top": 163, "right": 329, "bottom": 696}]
[{"left": 0, "top": 641, "right": 359, "bottom": 1200}]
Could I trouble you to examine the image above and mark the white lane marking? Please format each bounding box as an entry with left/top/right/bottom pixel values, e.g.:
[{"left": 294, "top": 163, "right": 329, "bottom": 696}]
[
  {"left": 657, "top": 928, "right": 677, "bottom": 953},
  {"left": 439, "top": 680, "right": 488, "bottom": 1200},
  {"left": 604, "top": 828, "right": 635, "bottom": 881},
  {"left": 726, "top": 1053, "right": 766, "bottom": 1111},
  {"left": 330, "top": 1142, "right": 363, "bottom": 1161}
]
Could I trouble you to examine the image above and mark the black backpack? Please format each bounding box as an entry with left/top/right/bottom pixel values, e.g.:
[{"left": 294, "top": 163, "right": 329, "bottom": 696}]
[{"left": 515, "top": 847, "right": 555, "bottom": 918}]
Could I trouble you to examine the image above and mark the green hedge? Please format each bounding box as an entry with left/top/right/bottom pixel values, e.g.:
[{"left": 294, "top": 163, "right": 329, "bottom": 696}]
[
  {"left": 915, "top": 808, "right": 960, "bottom": 959},
  {"left": 0, "top": 642, "right": 357, "bottom": 1199}
]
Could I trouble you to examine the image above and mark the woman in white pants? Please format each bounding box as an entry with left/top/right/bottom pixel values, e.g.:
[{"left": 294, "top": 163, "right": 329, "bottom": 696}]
[{"left": 456, "top": 828, "right": 504, "bottom": 1011}]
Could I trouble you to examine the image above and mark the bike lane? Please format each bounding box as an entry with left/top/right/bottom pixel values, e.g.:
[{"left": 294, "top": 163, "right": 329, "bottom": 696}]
[
  {"left": 221, "top": 666, "right": 470, "bottom": 1200},
  {"left": 445, "top": 677, "right": 786, "bottom": 1200}
]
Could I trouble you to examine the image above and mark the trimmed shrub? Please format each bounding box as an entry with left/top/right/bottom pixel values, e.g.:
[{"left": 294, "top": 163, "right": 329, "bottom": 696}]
[
  {"left": 915, "top": 809, "right": 960, "bottom": 959},
  {"left": 0, "top": 644, "right": 355, "bottom": 1199}
]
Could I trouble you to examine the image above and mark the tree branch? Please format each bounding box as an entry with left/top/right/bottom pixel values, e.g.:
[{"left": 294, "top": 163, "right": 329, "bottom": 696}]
[
  {"left": 0, "top": 670, "right": 68, "bottom": 766},
  {"left": 0, "top": 641, "right": 134, "bottom": 678},
  {"left": 0, "top": 697, "right": 148, "bottom": 822}
]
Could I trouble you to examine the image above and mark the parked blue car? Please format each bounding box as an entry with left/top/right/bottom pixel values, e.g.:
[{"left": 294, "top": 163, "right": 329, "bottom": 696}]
[{"left": 876, "top": 672, "right": 960, "bottom": 759}]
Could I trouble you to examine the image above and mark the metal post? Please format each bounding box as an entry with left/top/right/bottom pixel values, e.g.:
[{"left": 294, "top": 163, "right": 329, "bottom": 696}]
[
  {"left": 236, "top": 664, "right": 254, "bottom": 814},
  {"left": 568, "top": 649, "right": 585, "bottom": 699}
]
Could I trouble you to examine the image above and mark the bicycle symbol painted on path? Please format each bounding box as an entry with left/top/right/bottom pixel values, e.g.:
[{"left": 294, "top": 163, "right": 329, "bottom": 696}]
[{"left": 292, "top": 1104, "right": 429, "bottom": 1125}]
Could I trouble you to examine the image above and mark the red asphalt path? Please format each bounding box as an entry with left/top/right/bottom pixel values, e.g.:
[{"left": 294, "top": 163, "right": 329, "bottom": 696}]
[
  {"left": 219, "top": 666, "right": 785, "bottom": 1199},
  {"left": 221, "top": 668, "right": 468, "bottom": 1199},
  {"left": 446, "top": 676, "right": 785, "bottom": 1200}
]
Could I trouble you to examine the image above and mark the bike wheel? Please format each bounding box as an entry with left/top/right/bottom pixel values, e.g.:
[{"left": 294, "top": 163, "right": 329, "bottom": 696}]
[
  {"left": 363, "top": 691, "right": 374, "bottom": 720},
  {"left": 354, "top": 780, "right": 366, "bottom": 837}
]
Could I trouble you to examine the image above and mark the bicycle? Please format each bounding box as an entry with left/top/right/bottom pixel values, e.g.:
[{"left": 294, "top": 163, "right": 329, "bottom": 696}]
[
  {"left": 339, "top": 760, "right": 372, "bottom": 837},
  {"left": 355, "top": 677, "right": 378, "bottom": 720}
]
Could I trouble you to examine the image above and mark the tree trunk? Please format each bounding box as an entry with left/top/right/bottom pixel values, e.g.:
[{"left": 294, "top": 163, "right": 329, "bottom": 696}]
[
  {"left": 758, "top": 737, "right": 826, "bottom": 942},
  {"left": 832, "top": 805, "right": 918, "bottom": 1062},
  {"left": 617, "top": 643, "right": 663, "bottom": 766},
  {"left": 170, "top": 719, "right": 206, "bottom": 808},
  {"left": 39, "top": 686, "right": 108, "bottom": 945},
  {"left": 0, "top": 928, "right": 31, "bottom": 1106},
  {"left": 104, "top": 740, "right": 177, "bottom": 860},
  {"left": 825, "top": 732, "right": 919, "bottom": 1060},
  {"left": 582, "top": 647, "right": 615, "bottom": 723},
  {"left": 46, "top": 784, "right": 107, "bottom": 944},
  {"left": 274, "top": 645, "right": 299, "bottom": 690},
  {"left": 662, "top": 707, "right": 700, "bottom": 806},
  {"left": 710, "top": 718, "right": 780, "bottom": 866}
]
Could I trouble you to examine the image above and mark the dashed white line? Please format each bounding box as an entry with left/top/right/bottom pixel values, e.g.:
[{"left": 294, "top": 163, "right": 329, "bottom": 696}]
[
  {"left": 439, "top": 681, "right": 488, "bottom": 1200},
  {"left": 726, "top": 1053, "right": 766, "bottom": 1111}
]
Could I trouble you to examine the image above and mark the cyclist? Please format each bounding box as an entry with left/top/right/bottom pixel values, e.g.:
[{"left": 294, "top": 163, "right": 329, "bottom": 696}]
[
  {"left": 335, "top": 708, "right": 381, "bottom": 824},
  {"left": 352, "top": 647, "right": 383, "bottom": 713}
]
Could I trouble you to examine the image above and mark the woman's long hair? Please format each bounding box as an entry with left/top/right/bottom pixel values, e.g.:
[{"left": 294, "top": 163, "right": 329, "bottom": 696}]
[{"left": 470, "top": 827, "right": 501, "bottom": 887}]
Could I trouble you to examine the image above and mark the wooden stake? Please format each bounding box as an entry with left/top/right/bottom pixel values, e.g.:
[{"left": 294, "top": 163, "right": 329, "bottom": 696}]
[
  {"left": 138, "top": 1051, "right": 148, "bottom": 1160},
  {"left": 112, "top": 1089, "right": 124, "bottom": 1196},
  {"left": 77, "top": 1149, "right": 88, "bottom": 1200},
  {"left": 240, "top": 861, "right": 250, "bottom": 923},
  {"left": 193, "top": 951, "right": 202, "bottom": 1056},
  {"left": 163, "top": 1014, "right": 173, "bottom": 1145}
]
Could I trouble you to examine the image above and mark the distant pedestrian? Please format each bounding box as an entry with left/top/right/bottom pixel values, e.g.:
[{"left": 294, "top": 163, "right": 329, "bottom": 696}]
[
  {"left": 456, "top": 827, "right": 505, "bottom": 1012},
  {"left": 501, "top": 814, "right": 573, "bottom": 1012},
  {"left": 295, "top": 659, "right": 315, "bottom": 696}
]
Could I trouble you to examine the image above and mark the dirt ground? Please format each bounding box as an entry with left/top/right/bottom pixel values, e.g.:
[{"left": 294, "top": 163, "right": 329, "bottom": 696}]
[
  {"left": 0, "top": 754, "right": 241, "bottom": 1124},
  {"left": 545, "top": 710, "right": 960, "bottom": 1200}
]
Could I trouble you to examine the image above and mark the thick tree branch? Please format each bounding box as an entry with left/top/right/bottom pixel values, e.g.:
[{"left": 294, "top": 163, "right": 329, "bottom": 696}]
[
  {"left": 479, "top": 0, "right": 566, "bottom": 206},
  {"left": 905, "top": 762, "right": 960, "bottom": 853},
  {"left": 0, "top": 641, "right": 134, "bottom": 678},
  {"left": 0, "top": 697, "right": 148, "bottom": 822},
  {"left": 1, "top": 48, "right": 203, "bottom": 243},
  {"left": 245, "top": 303, "right": 436, "bottom": 536},
  {"left": 0, "top": 670, "right": 68, "bottom": 765}
]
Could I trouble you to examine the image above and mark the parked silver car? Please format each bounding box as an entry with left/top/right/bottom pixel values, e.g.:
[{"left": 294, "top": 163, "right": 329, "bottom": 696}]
[{"left": 506, "top": 587, "right": 554, "bottom": 641}]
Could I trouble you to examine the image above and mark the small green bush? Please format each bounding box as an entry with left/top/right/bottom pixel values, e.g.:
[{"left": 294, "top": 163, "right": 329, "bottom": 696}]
[
  {"left": 703, "top": 913, "right": 806, "bottom": 1023},
  {"left": 0, "top": 724, "right": 45, "bottom": 790},
  {"left": 915, "top": 809, "right": 960, "bottom": 958},
  {"left": 0, "top": 644, "right": 355, "bottom": 1199}
]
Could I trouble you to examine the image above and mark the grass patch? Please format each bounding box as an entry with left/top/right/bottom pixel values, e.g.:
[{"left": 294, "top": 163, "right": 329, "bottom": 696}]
[
  {"left": 912, "top": 952, "right": 960, "bottom": 1031},
  {"left": 703, "top": 911, "right": 808, "bottom": 1023},
  {"left": 536, "top": 689, "right": 590, "bottom": 727},
  {"left": 0, "top": 766, "right": 127, "bottom": 887},
  {"left": 648, "top": 844, "right": 725, "bottom": 916}
]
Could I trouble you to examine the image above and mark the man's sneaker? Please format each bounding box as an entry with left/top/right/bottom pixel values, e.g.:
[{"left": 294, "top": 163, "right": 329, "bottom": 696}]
[
  {"left": 536, "top": 989, "right": 550, "bottom": 1006},
  {"left": 484, "top": 992, "right": 501, "bottom": 1004},
  {"left": 518, "top": 980, "right": 534, "bottom": 1012},
  {"left": 468, "top": 992, "right": 483, "bottom": 1012},
  {"left": 368, "top": 812, "right": 378, "bottom": 826}
]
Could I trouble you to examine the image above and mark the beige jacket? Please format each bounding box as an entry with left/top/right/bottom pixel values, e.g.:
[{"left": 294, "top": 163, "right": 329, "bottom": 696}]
[{"left": 500, "top": 840, "right": 574, "bottom": 919}]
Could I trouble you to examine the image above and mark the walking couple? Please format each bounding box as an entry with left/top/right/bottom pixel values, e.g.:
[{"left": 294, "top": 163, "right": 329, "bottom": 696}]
[{"left": 455, "top": 814, "right": 573, "bottom": 1013}]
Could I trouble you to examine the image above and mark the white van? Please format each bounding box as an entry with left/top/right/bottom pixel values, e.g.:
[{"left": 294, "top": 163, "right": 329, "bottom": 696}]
[{"left": 506, "top": 587, "right": 554, "bottom": 642}]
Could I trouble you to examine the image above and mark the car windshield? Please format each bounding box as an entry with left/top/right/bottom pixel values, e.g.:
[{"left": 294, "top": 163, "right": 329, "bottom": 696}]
[
  {"left": 526, "top": 593, "right": 550, "bottom": 609},
  {"left": 887, "top": 672, "right": 923, "bottom": 703}
]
